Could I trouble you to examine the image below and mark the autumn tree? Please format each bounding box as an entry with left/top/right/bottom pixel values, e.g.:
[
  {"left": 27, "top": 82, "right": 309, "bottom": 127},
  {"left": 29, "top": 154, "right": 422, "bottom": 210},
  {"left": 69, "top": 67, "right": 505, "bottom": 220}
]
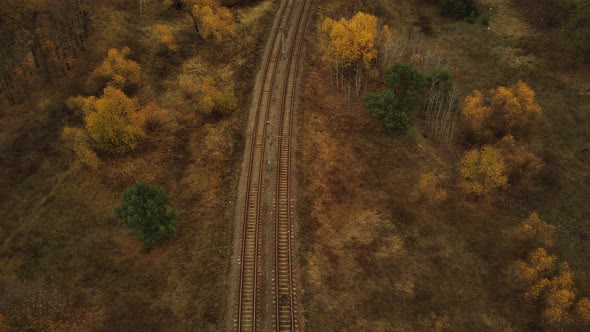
[
  {"left": 459, "top": 145, "right": 508, "bottom": 195},
  {"left": 496, "top": 135, "right": 543, "bottom": 186},
  {"left": 577, "top": 297, "right": 590, "bottom": 324},
  {"left": 114, "top": 181, "right": 177, "bottom": 251},
  {"left": 153, "top": 24, "right": 178, "bottom": 53},
  {"left": 412, "top": 172, "right": 447, "bottom": 204},
  {"left": 142, "top": 102, "right": 174, "bottom": 132},
  {"left": 81, "top": 86, "right": 145, "bottom": 153},
  {"left": 510, "top": 247, "right": 590, "bottom": 327},
  {"left": 462, "top": 81, "right": 542, "bottom": 141},
  {"left": 321, "top": 12, "right": 379, "bottom": 95},
  {"left": 88, "top": 47, "right": 142, "bottom": 92},
  {"left": 491, "top": 81, "right": 542, "bottom": 134},
  {"left": 462, "top": 90, "right": 493, "bottom": 140},
  {"left": 60, "top": 126, "right": 103, "bottom": 170},
  {"left": 512, "top": 212, "right": 556, "bottom": 249},
  {"left": 180, "top": 0, "right": 236, "bottom": 43}
]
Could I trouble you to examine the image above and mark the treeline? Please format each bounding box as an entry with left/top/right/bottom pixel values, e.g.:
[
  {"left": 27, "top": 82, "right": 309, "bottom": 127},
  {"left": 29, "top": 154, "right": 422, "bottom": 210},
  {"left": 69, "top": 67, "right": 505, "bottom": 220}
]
[{"left": 0, "top": 0, "right": 92, "bottom": 103}]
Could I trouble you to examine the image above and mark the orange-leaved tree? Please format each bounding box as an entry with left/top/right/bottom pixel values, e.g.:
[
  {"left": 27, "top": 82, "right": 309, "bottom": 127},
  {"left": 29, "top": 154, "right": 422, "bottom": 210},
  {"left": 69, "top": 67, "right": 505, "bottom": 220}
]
[
  {"left": 459, "top": 145, "right": 508, "bottom": 195},
  {"left": 60, "top": 126, "right": 103, "bottom": 169},
  {"left": 153, "top": 24, "right": 178, "bottom": 53},
  {"left": 577, "top": 297, "right": 590, "bottom": 324},
  {"left": 462, "top": 90, "right": 493, "bottom": 139},
  {"left": 496, "top": 135, "right": 543, "bottom": 186},
  {"left": 82, "top": 86, "right": 145, "bottom": 153},
  {"left": 462, "top": 81, "right": 542, "bottom": 141},
  {"left": 512, "top": 212, "right": 556, "bottom": 249},
  {"left": 188, "top": 0, "right": 236, "bottom": 43},
  {"left": 412, "top": 172, "right": 447, "bottom": 204},
  {"left": 510, "top": 247, "right": 590, "bottom": 327},
  {"left": 88, "top": 47, "right": 142, "bottom": 91},
  {"left": 491, "top": 81, "right": 542, "bottom": 133}
]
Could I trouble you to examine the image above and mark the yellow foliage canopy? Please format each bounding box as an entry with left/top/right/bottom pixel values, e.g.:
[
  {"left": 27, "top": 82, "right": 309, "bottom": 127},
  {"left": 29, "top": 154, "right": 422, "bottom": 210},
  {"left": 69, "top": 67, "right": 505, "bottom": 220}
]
[
  {"left": 412, "top": 172, "right": 447, "bottom": 204},
  {"left": 60, "top": 126, "right": 103, "bottom": 169},
  {"left": 511, "top": 248, "right": 583, "bottom": 326},
  {"left": 462, "top": 90, "right": 492, "bottom": 136},
  {"left": 461, "top": 81, "right": 542, "bottom": 140},
  {"left": 460, "top": 146, "right": 508, "bottom": 195},
  {"left": 154, "top": 24, "right": 178, "bottom": 52},
  {"left": 512, "top": 212, "right": 556, "bottom": 248},
  {"left": 576, "top": 297, "right": 590, "bottom": 324},
  {"left": 90, "top": 47, "right": 142, "bottom": 90},
  {"left": 82, "top": 86, "right": 145, "bottom": 153},
  {"left": 321, "top": 12, "right": 378, "bottom": 69},
  {"left": 192, "top": 0, "right": 237, "bottom": 43},
  {"left": 491, "top": 81, "right": 542, "bottom": 130},
  {"left": 496, "top": 135, "right": 543, "bottom": 185}
]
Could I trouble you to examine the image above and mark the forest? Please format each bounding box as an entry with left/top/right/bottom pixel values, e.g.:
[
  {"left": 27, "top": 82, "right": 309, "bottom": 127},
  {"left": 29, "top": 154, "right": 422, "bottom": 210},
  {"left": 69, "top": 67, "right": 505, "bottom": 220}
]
[{"left": 1, "top": 0, "right": 589, "bottom": 330}]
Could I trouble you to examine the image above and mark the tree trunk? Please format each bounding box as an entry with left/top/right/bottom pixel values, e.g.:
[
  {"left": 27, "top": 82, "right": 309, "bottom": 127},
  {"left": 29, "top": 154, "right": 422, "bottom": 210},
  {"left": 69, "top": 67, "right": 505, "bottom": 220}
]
[{"left": 187, "top": 10, "right": 203, "bottom": 40}]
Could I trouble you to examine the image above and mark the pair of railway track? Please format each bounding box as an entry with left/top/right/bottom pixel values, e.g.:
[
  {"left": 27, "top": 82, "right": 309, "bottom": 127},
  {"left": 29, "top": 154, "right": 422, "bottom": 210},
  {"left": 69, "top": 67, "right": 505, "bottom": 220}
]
[{"left": 233, "top": 0, "right": 311, "bottom": 331}]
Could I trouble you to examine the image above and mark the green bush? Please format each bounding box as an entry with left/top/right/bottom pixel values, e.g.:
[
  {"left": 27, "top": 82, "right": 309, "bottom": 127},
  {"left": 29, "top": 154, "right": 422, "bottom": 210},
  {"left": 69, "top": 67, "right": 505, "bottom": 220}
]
[
  {"left": 440, "top": 0, "right": 478, "bottom": 18},
  {"left": 114, "top": 182, "right": 177, "bottom": 250}
]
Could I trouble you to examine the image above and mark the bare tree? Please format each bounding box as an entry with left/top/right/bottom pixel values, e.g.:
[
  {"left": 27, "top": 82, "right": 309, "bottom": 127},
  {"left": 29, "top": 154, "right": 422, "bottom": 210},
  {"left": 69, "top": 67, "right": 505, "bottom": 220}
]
[{"left": 423, "top": 76, "right": 459, "bottom": 144}]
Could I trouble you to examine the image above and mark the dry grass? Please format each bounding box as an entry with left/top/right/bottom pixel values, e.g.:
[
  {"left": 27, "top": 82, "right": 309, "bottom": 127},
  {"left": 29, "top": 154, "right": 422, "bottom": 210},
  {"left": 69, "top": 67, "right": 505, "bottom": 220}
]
[{"left": 299, "top": 0, "right": 590, "bottom": 330}]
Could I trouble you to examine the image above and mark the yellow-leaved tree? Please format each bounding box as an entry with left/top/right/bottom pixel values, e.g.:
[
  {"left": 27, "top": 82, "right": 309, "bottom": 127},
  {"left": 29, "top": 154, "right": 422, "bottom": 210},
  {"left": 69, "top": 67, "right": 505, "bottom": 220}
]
[
  {"left": 510, "top": 247, "right": 590, "bottom": 327},
  {"left": 512, "top": 212, "right": 556, "bottom": 249},
  {"left": 462, "top": 81, "right": 542, "bottom": 141},
  {"left": 496, "top": 135, "right": 543, "bottom": 186},
  {"left": 187, "top": 0, "right": 236, "bottom": 43},
  {"left": 412, "top": 172, "right": 447, "bottom": 204},
  {"left": 89, "top": 47, "right": 142, "bottom": 91},
  {"left": 60, "top": 126, "right": 103, "bottom": 170},
  {"left": 82, "top": 86, "right": 145, "bottom": 153},
  {"left": 491, "top": 80, "right": 542, "bottom": 132},
  {"left": 462, "top": 90, "right": 493, "bottom": 139},
  {"left": 153, "top": 24, "right": 178, "bottom": 53},
  {"left": 460, "top": 145, "right": 508, "bottom": 195},
  {"left": 577, "top": 297, "right": 590, "bottom": 324},
  {"left": 321, "top": 12, "right": 379, "bottom": 95}
]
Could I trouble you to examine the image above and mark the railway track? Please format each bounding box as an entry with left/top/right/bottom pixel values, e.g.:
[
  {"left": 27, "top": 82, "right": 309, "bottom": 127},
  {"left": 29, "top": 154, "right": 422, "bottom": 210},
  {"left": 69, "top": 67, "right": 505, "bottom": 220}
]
[
  {"left": 233, "top": 0, "right": 311, "bottom": 331},
  {"left": 274, "top": 0, "right": 311, "bottom": 331}
]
